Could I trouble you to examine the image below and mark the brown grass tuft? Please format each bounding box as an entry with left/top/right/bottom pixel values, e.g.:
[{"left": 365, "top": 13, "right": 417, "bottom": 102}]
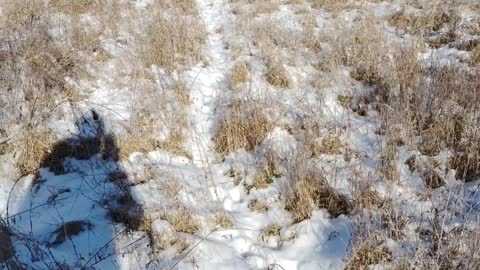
[
  {"left": 389, "top": 7, "right": 454, "bottom": 35},
  {"left": 354, "top": 189, "right": 384, "bottom": 209},
  {"left": 0, "top": 223, "right": 14, "bottom": 263},
  {"left": 472, "top": 45, "right": 480, "bottom": 64},
  {"left": 162, "top": 208, "right": 200, "bottom": 234},
  {"left": 229, "top": 62, "right": 250, "bottom": 88},
  {"left": 245, "top": 170, "right": 273, "bottom": 193},
  {"left": 17, "top": 128, "right": 55, "bottom": 175},
  {"left": 246, "top": 151, "right": 281, "bottom": 192},
  {"left": 380, "top": 138, "right": 400, "bottom": 184},
  {"left": 285, "top": 161, "right": 351, "bottom": 222},
  {"left": 310, "top": 0, "right": 350, "bottom": 12},
  {"left": 317, "top": 136, "right": 341, "bottom": 155},
  {"left": 139, "top": 14, "right": 205, "bottom": 71},
  {"left": 262, "top": 224, "right": 282, "bottom": 237},
  {"left": 345, "top": 234, "right": 391, "bottom": 270},
  {"left": 49, "top": 0, "right": 96, "bottom": 14},
  {"left": 265, "top": 61, "right": 290, "bottom": 88},
  {"left": 226, "top": 168, "right": 243, "bottom": 185},
  {"left": 49, "top": 221, "right": 93, "bottom": 247},
  {"left": 248, "top": 199, "right": 269, "bottom": 213},
  {"left": 215, "top": 213, "right": 234, "bottom": 229},
  {"left": 214, "top": 101, "right": 272, "bottom": 155}
]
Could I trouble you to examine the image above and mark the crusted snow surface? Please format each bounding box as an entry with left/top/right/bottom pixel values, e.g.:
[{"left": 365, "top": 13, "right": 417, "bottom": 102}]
[
  {"left": 0, "top": 0, "right": 479, "bottom": 269},
  {"left": 186, "top": 0, "right": 229, "bottom": 167}
]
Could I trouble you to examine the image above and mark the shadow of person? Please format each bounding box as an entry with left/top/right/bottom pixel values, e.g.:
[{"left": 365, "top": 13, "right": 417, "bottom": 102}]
[{"left": 4, "top": 110, "right": 146, "bottom": 269}]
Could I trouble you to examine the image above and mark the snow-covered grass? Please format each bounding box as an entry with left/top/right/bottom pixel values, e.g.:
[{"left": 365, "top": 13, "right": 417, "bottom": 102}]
[{"left": 1, "top": 0, "right": 479, "bottom": 269}]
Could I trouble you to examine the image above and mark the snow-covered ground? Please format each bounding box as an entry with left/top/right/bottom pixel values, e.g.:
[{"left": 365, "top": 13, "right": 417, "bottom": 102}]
[
  {"left": 187, "top": 0, "right": 228, "bottom": 167},
  {"left": 0, "top": 0, "right": 479, "bottom": 269}
]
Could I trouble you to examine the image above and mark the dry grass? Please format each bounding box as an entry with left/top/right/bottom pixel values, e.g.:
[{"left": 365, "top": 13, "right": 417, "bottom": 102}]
[
  {"left": 0, "top": 222, "right": 14, "bottom": 263},
  {"left": 324, "top": 11, "right": 479, "bottom": 186},
  {"left": 49, "top": 0, "right": 99, "bottom": 15},
  {"left": 109, "top": 192, "right": 146, "bottom": 231},
  {"left": 262, "top": 224, "right": 282, "bottom": 237},
  {"left": 215, "top": 213, "right": 234, "bottom": 229},
  {"left": 380, "top": 138, "right": 400, "bottom": 184},
  {"left": 173, "top": 81, "right": 192, "bottom": 106},
  {"left": 285, "top": 155, "right": 351, "bottom": 222},
  {"left": 138, "top": 10, "right": 205, "bottom": 71},
  {"left": 229, "top": 61, "right": 250, "bottom": 88},
  {"left": 345, "top": 234, "right": 391, "bottom": 270},
  {"left": 229, "top": 0, "right": 279, "bottom": 16},
  {"left": 49, "top": 221, "right": 93, "bottom": 247},
  {"left": 388, "top": 6, "right": 455, "bottom": 35},
  {"left": 234, "top": 13, "right": 302, "bottom": 62},
  {"left": 317, "top": 136, "right": 341, "bottom": 155},
  {"left": 245, "top": 171, "right": 273, "bottom": 193},
  {"left": 153, "top": 0, "right": 198, "bottom": 15},
  {"left": 161, "top": 179, "right": 182, "bottom": 199},
  {"left": 162, "top": 208, "right": 200, "bottom": 234},
  {"left": 265, "top": 61, "right": 290, "bottom": 88},
  {"left": 214, "top": 100, "right": 272, "bottom": 155},
  {"left": 16, "top": 128, "right": 55, "bottom": 175},
  {"left": 246, "top": 151, "right": 281, "bottom": 192},
  {"left": 337, "top": 95, "right": 353, "bottom": 109},
  {"left": 0, "top": 1, "right": 78, "bottom": 120},
  {"left": 248, "top": 199, "right": 269, "bottom": 213},
  {"left": 309, "top": 0, "right": 350, "bottom": 13},
  {"left": 472, "top": 45, "right": 480, "bottom": 64},
  {"left": 226, "top": 168, "right": 243, "bottom": 185},
  {"left": 119, "top": 93, "right": 191, "bottom": 159},
  {"left": 117, "top": 130, "right": 156, "bottom": 159},
  {"left": 0, "top": 1, "right": 115, "bottom": 175},
  {"left": 354, "top": 188, "right": 384, "bottom": 209}
]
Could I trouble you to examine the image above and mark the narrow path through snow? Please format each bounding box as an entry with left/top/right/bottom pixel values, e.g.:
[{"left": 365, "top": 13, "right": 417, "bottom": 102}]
[{"left": 188, "top": 0, "right": 229, "bottom": 168}]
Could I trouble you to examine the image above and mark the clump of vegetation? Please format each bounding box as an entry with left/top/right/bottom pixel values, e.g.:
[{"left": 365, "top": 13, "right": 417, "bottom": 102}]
[
  {"left": 214, "top": 100, "right": 272, "bottom": 155},
  {"left": 230, "top": 61, "right": 250, "bottom": 88},
  {"left": 285, "top": 157, "right": 351, "bottom": 222},
  {"left": 354, "top": 188, "right": 384, "bottom": 209},
  {"left": 245, "top": 171, "right": 273, "bottom": 193},
  {"left": 48, "top": 221, "right": 93, "bottom": 247},
  {"left": 226, "top": 168, "right": 243, "bottom": 185},
  {"left": 471, "top": 45, "right": 480, "bottom": 64},
  {"left": 16, "top": 128, "right": 55, "bottom": 175},
  {"left": 248, "top": 199, "right": 269, "bottom": 213},
  {"left": 266, "top": 61, "right": 290, "bottom": 88},
  {"left": 379, "top": 138, "right": 400, "bottom": 184},
  {"left": 0, "top": 223, "right": 14, "bottom": 263},
  {"left": 246, "top": 151, "right": 281, "bottom": 192},
  {"left": 139, "top": 15, "right": 205, "bottom": 71},
  {"left": 49, "top": 0, "right": 96, "bottom": 14},
  {"left": 215, "top": 213, "right": 234, "bottom": 229},
  {"left": 162, "top": 208, "right": 200, "bottom": 234},
  {"left": 262, "top": 224, "right": 282, "bottom": 237},
  {"left": 153, "top": 0, "right": 199, "bottom": 15},
  {"left": 310, "top": 0, "right": 350, "bottom": 12},
  {"left": 318, "top": 136, "right": 341, "bottom": 155},
  {"left": 109, "top": 191, "right": 146, "bottom": 231},
  {"left": 345, "top": 234, "right": 391, "bottom": 270},
  {"left": 388, "top": 7, "right": 455, "bottom": 35},
  {"left": 337, "top": 95, "right": 353, "bottom": 109}
]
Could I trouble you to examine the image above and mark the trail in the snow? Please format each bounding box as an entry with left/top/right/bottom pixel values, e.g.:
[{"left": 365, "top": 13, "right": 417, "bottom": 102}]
[{"left": 188, "top": 0, "right": 229, "bottom": 168}]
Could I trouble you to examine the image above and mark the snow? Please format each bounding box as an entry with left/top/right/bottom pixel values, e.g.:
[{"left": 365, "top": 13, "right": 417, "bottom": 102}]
[
  {"left": 186, "top": 0, "right": 229, "bottom": 168},
  {"left": 1, "top": 0, "right": 479, "bottom": 269}
]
